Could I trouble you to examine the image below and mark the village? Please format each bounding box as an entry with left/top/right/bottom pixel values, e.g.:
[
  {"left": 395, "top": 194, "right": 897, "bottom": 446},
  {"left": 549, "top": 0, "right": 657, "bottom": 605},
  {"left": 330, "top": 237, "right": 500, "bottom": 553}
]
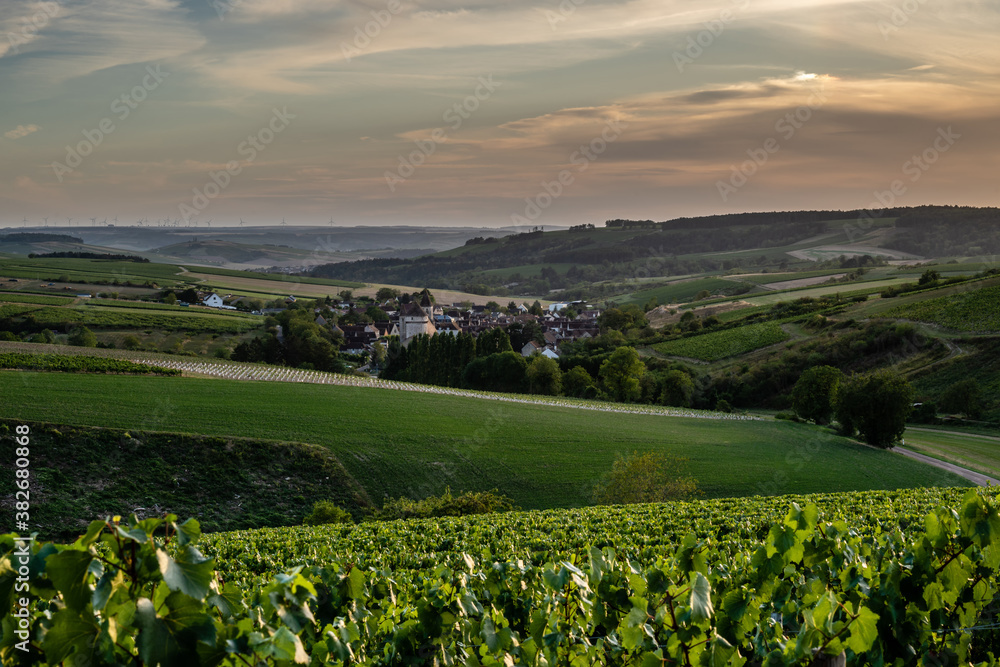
[{"left": 190, "top": 288, "right": 602, "bottom": 363}]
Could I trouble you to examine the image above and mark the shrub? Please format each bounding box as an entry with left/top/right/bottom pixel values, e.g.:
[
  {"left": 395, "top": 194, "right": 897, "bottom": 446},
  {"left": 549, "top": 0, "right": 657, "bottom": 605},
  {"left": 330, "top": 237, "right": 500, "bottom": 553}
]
[
  {"left": 592, "top": 451, "right": 701, "bottom": 505},
  {"left": 372, "top": 488, "right": 516, "bottom": 521},
  {"left": 940, "top": 379, "right": 984, "bottom": 419},
  {"left": 67, "top": 326, "right": 97, "bottom": 348},
  {"left": 302, "top": 500, "right": 353, "bottom": 526}
]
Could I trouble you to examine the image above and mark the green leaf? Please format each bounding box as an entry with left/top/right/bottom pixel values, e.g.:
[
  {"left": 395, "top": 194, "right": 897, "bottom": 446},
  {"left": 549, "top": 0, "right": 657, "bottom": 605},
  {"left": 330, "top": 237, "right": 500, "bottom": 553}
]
[
  {"left": 845, "top": 607, "right": 879, "bottom": 655},
  {"left": 346, "top": 566, "right": 365, "bottom": 600},
  {"left": 135, "top": 597, "right": 182, "bottom": 667},
  {"left": 690, "top": 572, "right": 713, "bottom": 622},
  {"left": 174, "top": 518, "right": 202, "bottom": 547},
  {"left": 75, "top": 520, "right": 106, "bottom": 548},
  {"left": 46, "top": 550, "right": 93, "bottom": 612},
  {"left": 207, "top": 582, "right": 243, "bottom": 619},
  {"left": 41, "top": 609, "right": 99, "bottom": 664},
  {"left": 157, "top": 547, "right": 214, "bottom": 601},
  {"left": 270, "top": 626, "right": 309, "bottom": 664}
]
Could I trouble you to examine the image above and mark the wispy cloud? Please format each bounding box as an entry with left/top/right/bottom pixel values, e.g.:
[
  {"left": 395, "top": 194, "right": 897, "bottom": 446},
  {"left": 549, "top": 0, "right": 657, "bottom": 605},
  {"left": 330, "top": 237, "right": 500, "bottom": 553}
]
[{"left": 4, "top": 123, "right": 39, "bottom": 139}]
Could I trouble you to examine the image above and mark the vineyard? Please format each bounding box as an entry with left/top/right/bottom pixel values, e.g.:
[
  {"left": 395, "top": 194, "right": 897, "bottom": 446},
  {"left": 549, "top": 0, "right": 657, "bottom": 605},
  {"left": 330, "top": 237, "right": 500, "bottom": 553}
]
[
  {"left": 653, "top": 321, "right": 790, "bottom": 361},
  {"left": 0, "top": 292, "right": 75, "bottom": 306},
  {"left": 20, "top": 305, "right": 262, "bottom": 333},
  {"left": 882, "top": 283, "right": 1000, "bottom": 332},
  {"left": 3, "top": 487, "right": 999, "bottom": 665},
  {"left": 0, "top": 353, "right": 179, "bottom": 375}
]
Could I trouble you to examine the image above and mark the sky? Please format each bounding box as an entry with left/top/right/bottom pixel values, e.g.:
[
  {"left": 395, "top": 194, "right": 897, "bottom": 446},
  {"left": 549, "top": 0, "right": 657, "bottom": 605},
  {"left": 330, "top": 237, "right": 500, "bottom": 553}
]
[{"left": 1, "top": 0, "right": 999, "bottom": 228}]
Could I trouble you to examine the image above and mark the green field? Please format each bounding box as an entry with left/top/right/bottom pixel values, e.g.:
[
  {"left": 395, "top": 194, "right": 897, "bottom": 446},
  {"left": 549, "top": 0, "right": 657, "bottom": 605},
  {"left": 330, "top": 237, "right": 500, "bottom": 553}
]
[
  {"left": 881, "top": 282, "right": 1000, "bottom": 331},
  {"left": 0, "top": 257, "right": 184, "bottom": 284},
  {"left": 0, "top": 372, "right": 970, "bottom": 508},
  {"left": 621, "top": 277, "right": 740, "bottom": 306},
  {"left": 13, "top": 304, "right": 261, "bottom": 333},
  {"left": 0, "top": 291, "right": 74, "bottom": 305},
  {"left": 654, "top": 321, "right": 790, "bottom": 361},
  {"left": 901, "top": 426, "right": 1000, "bottom": 478},
  {"left": 183, "top": 264, "right": 365, "bottom": 289}
]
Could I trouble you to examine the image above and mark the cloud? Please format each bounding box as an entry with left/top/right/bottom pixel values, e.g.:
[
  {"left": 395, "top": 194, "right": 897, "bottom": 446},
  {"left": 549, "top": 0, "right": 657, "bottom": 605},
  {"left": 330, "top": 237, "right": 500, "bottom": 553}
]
[{"left": 4, "top": 124, "right": 39, "bottom": 139}]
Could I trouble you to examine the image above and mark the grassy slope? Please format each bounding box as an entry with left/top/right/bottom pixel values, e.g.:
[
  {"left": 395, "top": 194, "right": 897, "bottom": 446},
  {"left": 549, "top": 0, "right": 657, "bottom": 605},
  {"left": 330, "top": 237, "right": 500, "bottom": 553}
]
[
  {"left": 0, "top": 420, "right": 370, "bottom": 538},
  {"left": 902, "top": 428, "right": 1000, "bottom": 478},
  {"left": 0, "top": 372, "right": 970, "bottom": 510}
]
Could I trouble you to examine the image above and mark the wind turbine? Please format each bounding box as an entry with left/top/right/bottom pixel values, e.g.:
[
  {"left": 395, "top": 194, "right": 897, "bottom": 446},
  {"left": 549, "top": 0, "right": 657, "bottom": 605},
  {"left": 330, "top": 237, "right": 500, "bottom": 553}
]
[
  {"left": 281, "top": 217, "right": 287, "bottom": 226},
  {"left": 42, "top": 216, "right": 48, "bottom": 227},
  {"left": 329, "top": 217, "right": 334, "bottom": 227},
  {"left": 204, "top": 219, "right": 212, "bottom": 228},
  {"left": 101, "top": 218, "right": 107, "bottom": 226},
  {"left": 112, "top": 216, "right": 118, "bottom": 225},
  {"left": 89, "top": 217, "right": 97, "bottom": 227},
  {"left": 239, "top": 218, "right": 245, "bottom": 227},
  {"left": 67, "top": 217, "right": 73, "bottom": 227},
  {"left": 22, "top": 217, "right": 28, "bottom": 227}
]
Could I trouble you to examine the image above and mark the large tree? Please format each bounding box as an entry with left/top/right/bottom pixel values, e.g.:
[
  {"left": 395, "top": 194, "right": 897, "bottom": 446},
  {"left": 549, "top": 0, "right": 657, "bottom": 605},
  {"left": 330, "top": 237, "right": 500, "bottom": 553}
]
[
  {"left": 660, "top": 369, "right": 695, "bottom": 408},
  {"left": 791, "top": 365, "right": 843, "bottom": 424},
  {"left": 835, "top": 369, "right": 914, "bottom": 448},
  {"left": 599, "top": 346, "right": 645, "bottom": 402},
  {"left": 526, "top": 355, "right": 562, "bottom": 395}
]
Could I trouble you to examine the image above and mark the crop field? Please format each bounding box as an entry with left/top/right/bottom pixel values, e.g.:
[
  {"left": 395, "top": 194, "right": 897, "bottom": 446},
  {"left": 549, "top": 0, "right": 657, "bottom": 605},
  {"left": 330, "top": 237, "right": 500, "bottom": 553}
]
[
  {"left": 19, "top": 304, "right": 262, "bottom": 333},
  {"left": 901, "top": 428, "right": 1000, "bottom": 478},
  {"left": 0, "top": 352, "right": 178, "bottom": 375},
  {"left": 203, "top": 486, "right": 983, "bottom": 581},
  {"left": 621, "top": 277, "right": 741, "bottom": 306},
  {"left": 0, "top": 291, "right": 74, "bottom": 305},
  {"left": 654, "top": 321, "right": 790, "bottom": 361},
  {"left": 881, "top": 283, "right": 1000, "bottom": 331},
  {"left": 184, "top": 264, "right": 365, "bottom": 289},
  {"left": 0, "top": 371, "right": 970, "bottom": 508},
  {"left": 0, "top": 257, "right": 184, "bottom": 284}
]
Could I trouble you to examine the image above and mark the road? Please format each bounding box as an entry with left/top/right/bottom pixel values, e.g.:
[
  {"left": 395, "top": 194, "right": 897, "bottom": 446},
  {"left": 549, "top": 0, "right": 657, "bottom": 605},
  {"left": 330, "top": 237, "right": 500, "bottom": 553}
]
[{"left": 894, "top": 447, "right": 999, "bottom": 487}]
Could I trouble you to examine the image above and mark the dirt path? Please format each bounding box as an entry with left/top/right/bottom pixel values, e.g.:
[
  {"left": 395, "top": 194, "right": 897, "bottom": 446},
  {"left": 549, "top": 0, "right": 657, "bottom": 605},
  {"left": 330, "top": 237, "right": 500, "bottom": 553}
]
[{"left": 894, "top": 447, "right": 999, "bottom": 487}]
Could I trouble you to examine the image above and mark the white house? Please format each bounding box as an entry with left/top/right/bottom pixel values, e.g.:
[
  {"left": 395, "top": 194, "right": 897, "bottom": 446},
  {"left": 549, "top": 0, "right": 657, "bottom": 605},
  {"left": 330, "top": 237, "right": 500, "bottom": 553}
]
[{"left": 201, "top": 293, "right": 225, "bottom": 308}]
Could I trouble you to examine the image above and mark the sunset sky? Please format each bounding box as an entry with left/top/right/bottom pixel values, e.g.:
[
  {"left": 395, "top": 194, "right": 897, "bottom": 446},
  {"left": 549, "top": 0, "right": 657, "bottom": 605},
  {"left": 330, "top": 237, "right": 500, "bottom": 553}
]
[{"left": 1, "top": 0, "right": 998, "bottom": 227}]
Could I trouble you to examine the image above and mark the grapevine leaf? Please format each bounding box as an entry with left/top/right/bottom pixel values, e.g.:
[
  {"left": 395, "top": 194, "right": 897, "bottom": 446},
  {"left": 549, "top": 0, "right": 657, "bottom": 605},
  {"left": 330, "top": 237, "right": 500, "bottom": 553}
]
[
  {"left": 46, "top": 550, "right": 93, "bottom": 612},
  {"left": 690, "top": 572, "right": 713, "bottom": 622},
  {"left": 41, "top": 609, "right": 99, "bottom": 664},
  {"left": 174, "top": 518, "right": 202, "bottom": 547},
  {"left": 845, "top": 607, "right": 879, "bottom": 655},
  {"left": 157, "top": 547, "right": 214, "bottom": 601}
]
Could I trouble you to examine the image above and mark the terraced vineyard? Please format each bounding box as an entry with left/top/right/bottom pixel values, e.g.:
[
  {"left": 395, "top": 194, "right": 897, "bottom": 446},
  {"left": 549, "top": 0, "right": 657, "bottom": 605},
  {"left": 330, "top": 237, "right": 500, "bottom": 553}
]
[
  {"left": 5, "top": 487, "right": 998, "bottom": 665},
  {"left": 0, "top": 292, "right": 74, "bottom": 306},
  {"left": 17, "top": 304, "right": 262, "bottom": 333},
  {"left": 882, "top": 283, "right": 1000, "bottom": 331},
  {"left": 654, "top": 321, "right": 790, "bottom": 361}
]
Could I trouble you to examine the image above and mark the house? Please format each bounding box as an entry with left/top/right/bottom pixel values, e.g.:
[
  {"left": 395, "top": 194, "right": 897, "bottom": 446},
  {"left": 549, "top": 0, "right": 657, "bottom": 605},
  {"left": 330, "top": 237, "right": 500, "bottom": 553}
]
[
  {"left": 398, "top": 301, "right": 436, "bottom": 346},
  {"left": 202, "top": 293, "right": 224, "bottom": 308},
  {"left": 521, "top": 341, "right": 542, "bottom": 357}
]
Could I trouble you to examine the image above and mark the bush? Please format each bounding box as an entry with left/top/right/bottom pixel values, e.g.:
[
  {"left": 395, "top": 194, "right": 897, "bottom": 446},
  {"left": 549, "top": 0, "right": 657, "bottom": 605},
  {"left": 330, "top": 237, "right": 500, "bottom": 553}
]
[
  {"left": 715, "top": 398, "right": 733, "bottom": 413},
  {"left": 592, "top": 451, "right": 701, "bottom": 505},
  {"left": 302, "top": 500, "right": 353, "bottom": 526},
  {"left": 909, "top": 401, "right": 940, "bottom": 424},
  {"left": 121, "top": 334, "right": 142, "bottom": 350},
  {"left": 371, "top": 488, "right": 516, "bottom": 521},
  {"left": 67, "top": 326, "right": 97, "bottom": 348},
  {"left": 940, "top": 379, "right": 984, "bottom": 419},
  {"left": 660, "top": 369, "right": 694, "bottom": 407}
]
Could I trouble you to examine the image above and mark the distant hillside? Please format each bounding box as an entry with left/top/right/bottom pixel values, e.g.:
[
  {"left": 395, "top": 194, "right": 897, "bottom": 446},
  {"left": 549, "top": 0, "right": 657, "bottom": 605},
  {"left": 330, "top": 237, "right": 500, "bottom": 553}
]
[
  {"left": 0, "top": 232, "right": 83, "bottom": 244},
  {"left": 307, "top": 206, "right": 995, "bottom": 298}
]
